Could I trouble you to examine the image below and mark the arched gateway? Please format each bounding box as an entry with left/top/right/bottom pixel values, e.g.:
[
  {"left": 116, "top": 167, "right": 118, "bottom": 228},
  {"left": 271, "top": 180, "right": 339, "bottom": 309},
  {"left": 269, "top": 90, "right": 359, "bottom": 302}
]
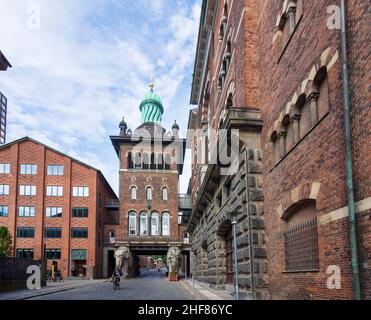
[{"left": 102, "top": 85, "right": 191, "bottom": 279}]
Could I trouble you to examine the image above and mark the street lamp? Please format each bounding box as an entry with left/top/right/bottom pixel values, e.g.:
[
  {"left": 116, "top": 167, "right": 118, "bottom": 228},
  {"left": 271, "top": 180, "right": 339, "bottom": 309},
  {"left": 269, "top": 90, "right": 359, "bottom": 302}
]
[{"left": 231, "top": 211, "right": 239, "bottom": 300}]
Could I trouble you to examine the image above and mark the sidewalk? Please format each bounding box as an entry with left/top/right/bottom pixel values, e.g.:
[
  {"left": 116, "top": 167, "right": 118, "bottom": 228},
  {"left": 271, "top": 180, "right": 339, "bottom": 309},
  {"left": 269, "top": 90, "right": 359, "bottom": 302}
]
[
  {"left": 180, "top": 279, "right": 234, "bottom": 300},
  {"left": 0, "top": 279, "right": 106, "bottom": 300}
]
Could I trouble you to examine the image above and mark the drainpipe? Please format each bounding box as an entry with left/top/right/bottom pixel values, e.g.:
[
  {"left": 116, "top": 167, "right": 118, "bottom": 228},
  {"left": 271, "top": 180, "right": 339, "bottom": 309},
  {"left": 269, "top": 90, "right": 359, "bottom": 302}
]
[
  {"left": 339, "top": 0, "right": 361, "bottom": 300},
  {"left": 244, "top": 149, "right": 256, "bottom": 300}
]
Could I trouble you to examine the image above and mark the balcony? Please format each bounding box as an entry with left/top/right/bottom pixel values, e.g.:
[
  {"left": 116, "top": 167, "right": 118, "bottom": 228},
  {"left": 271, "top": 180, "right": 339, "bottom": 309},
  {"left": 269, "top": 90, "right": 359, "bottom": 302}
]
[{"left": 105, "top": 199, "right": 119, "bottom": 210}]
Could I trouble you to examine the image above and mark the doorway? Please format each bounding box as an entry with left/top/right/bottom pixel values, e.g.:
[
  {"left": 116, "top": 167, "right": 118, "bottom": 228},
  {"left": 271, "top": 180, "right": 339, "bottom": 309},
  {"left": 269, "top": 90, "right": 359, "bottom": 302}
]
[
  {"left": 72, "top": 260, "right": 87, "bottom": 277},
  {"left": 107, "top": 250, "right": 115, "bottom": 277}
]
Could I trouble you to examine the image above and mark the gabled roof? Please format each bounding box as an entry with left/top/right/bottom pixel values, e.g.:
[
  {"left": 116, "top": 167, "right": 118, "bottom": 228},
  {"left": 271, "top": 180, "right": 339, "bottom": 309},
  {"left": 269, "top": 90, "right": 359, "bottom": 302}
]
[{"left": 0, "top": 136, "right": 118, "bottom": 199}]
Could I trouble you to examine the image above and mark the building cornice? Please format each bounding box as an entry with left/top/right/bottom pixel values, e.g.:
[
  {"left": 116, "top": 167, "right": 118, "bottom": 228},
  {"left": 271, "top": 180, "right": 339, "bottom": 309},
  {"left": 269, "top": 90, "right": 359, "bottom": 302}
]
[{"left": 190, "top": 0, "right": 218, "bottom": 105}]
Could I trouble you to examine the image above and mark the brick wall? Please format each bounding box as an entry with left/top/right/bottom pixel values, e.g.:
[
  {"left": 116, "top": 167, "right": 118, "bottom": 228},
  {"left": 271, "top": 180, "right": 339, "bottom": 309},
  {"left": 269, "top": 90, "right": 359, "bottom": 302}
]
[{"left": 259, "top": 0, "right": 370, "bottom": 299}]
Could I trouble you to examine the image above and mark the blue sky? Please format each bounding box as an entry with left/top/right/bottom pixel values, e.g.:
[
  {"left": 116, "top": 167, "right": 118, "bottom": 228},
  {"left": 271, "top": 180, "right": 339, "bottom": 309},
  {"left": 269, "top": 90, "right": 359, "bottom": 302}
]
[{"left": 0, "top": 0, "right": 201, "bottom": 194}]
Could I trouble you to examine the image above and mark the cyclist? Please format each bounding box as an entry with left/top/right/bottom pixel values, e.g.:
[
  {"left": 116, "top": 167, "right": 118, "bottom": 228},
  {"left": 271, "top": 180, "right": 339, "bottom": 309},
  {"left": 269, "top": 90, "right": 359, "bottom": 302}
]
[{"left": 112, "top": 268, "right": 123, "bottom": 290}]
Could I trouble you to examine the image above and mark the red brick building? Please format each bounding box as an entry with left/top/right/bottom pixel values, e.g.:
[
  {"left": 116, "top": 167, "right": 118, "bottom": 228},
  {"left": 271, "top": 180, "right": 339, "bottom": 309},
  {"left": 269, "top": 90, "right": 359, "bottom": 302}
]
[
  {"left": 0, "top": 137, "right": 118, "bottom": 279},
  {"left": 188, "top": 0, "right": 369, "bottom": 300},
  {"left": 102, "top": 86, "right": 192, "bottom": 279}
]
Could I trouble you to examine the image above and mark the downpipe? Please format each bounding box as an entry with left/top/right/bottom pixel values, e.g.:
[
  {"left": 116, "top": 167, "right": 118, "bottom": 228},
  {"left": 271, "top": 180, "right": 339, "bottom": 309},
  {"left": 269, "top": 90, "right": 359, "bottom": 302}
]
[{"left": 339, "top": 0, "right": 361, "bottom": 300}]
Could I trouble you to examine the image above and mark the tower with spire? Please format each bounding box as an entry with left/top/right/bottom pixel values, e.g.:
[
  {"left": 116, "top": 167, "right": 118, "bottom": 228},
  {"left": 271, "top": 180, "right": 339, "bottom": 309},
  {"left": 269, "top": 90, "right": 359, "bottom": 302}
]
[{"left": 106, "top": 83, "right": 190, "bottom": 280}]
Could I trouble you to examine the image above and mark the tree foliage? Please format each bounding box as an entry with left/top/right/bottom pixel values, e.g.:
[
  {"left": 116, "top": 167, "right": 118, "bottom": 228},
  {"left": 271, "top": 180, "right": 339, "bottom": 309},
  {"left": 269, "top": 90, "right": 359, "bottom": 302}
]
[{"left": 0, "top": 226, "right": 13, "bottom": 257}]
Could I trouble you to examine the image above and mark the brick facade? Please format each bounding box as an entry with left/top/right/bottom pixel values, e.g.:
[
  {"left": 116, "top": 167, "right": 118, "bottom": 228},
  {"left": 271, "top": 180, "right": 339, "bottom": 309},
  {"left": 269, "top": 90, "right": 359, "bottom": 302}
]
[
  {"left": 0, "top": 137, "right": 117, "bottom": 279},
  {"left": 189, "top": 0, "right": 369, "bottom": 299}
]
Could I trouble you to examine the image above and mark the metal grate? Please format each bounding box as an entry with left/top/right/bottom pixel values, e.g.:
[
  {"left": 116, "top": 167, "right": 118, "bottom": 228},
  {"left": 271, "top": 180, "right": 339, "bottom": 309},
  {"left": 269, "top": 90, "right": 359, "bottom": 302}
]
[{"left": 284, "top": 217, "right": 319, "bottom": 272}]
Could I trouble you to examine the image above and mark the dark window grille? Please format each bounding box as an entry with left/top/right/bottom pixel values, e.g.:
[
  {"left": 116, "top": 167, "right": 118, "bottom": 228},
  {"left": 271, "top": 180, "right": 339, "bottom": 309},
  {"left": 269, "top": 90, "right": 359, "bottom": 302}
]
[
  {"left": 71, "top": 228, "right": 88, "bottom": 238},
  {"left": 72, "top": 207, "right": 89, "bottom": 218},
  {"left": 16, "top": 227, "right": 35, "bottom": 238},
  {"left": 284, "top": 217, "right": 319, "bottom": 272},
  {"left": 44, "top": 228, "right": 62, "bottom": 238},
  {"left": 44, "top": 249, "right": 61, "bottom": 260},
  {"left": 16, "top": 249, "right": 34, "bottom": 259}
]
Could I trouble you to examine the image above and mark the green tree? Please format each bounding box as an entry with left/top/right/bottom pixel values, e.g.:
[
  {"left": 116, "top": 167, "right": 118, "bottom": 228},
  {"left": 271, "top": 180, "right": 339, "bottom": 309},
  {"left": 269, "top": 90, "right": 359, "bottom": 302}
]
[{"left": 0, "top": 226, "right": 13, "bottom": 257}]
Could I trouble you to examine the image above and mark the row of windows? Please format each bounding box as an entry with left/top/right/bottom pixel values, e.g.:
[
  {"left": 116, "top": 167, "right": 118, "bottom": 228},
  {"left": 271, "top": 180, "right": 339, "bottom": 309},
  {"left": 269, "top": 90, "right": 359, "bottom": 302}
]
[
  {"left": 127, "top": 153, "right": 172, "bottom": 171},
  {"left": 0, "top": 185, "right": 90, "bottom": 197},
  {"left": 130, "top": 186, "right": 168, "bottom": 201},
  {"left": 128, "top": 211, "right": 170, "bottom": 237},
  {"left": 0, "top": 164, "right": 65, "bottom": 176},
  {"left": 0, "top": 206, "right": 89, "bottom": 218},
  {"left": 16, "top": 227, "right": 88, "bottom": 238},
  {"left": 16, "top": 249, "right": 62, "bottom": 260}
]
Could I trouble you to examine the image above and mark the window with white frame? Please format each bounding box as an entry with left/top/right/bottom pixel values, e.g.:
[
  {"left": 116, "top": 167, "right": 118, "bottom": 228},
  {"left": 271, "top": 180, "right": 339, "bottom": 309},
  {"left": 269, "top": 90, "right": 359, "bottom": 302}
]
[
  {"left": 46, "top": 186, "right": 63, "bottom": 197},
  {"left": 146, "top": 187, "right": 152, "bottom": 200},
  {"left": 47, "top": 165, "right": 64, "bottom": 176},
  {"left": 45, "top": 207, "right": 63, "bottom": 218},
  {"left": 0, "top": 185, "right": 9, "bottom": 195},
  {"left": 151, "top": 212, "right": 159, "bottom": 236},
  {"left": 129, "top": 211, "right": 137, "bottom": 236},
  {"left": 130, "top": 186, "right": 137, "bottom": 200},
  {"left": 18, "top": 206, "right": 36, "bottom": 217},
  {"left": 140, "top": 212, "right": 149, "bottom": 236},
  {"left": 72, "top": 187, "right": 89, "bottom": 197},
  {"left": 20, "top": 164, "right": 37, "bottom": 175},
  {"left": 0, "top": 205, "right": 8, "bottom": 217},
  {"left": 0, "top": 163, "right": 10, "bottom": 174},
  {"left": 19, "top": 185, "right": 36, "bottom": 196},
  {"left": 162, "top": 212, "right": 170, "bottom": 236},
  {"left": 161, "top": 187, "right": 168, "bottom": 201}
]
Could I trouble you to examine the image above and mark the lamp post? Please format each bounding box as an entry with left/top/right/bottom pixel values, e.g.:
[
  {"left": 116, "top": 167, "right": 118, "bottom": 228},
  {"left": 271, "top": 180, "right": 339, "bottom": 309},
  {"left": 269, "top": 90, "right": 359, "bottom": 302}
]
[{"left": 231, "top": 212, "right": 239, "bottom": 300}]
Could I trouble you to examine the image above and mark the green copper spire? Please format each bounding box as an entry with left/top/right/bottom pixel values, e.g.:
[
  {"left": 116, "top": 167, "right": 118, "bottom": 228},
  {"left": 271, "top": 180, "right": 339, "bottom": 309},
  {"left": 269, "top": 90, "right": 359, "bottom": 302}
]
[{"left": 139, "top": 83, "right": 164, "bottom": 124}]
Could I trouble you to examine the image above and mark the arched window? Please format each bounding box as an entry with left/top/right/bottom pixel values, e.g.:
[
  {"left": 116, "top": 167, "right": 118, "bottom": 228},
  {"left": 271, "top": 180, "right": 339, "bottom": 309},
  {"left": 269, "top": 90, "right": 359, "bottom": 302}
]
[
  {"left": 129, "top": 211, "right": 137, "bottom": 236},
  {"left": 162, "top": 212, "right": 170, "bottom": 236},
  {"left": 151, "top": 212, "right": 159, "bottom": 236},
  {"left": 134, "top": 153, "right": 142, "bottom": 169},
  {"left": 164, "top": 154, "right": 171, "bottom": 171},
  {"left": 146, "top": 187, "right": 153, "bottom": 200},
  {"left": 109, "top": 230, "right": 115, "bottom": 243},
  {"left": 156, "top": 154, "right": 164, "bottom": 170},
  {"left": 130, "top": 186, "right": 137, "bottom": 200},
  {"left": 283, "top": 199, "right": 319, "bottom": 272},
  {"left": 143, "top": 153, "right": 150, "bottom": 170},
  {"left": 127, "top": 152, "right": 133, "bottom": 169},
  {"left": 162, "top": 187, "right": 168, "bottom": 201},
  {"left": 183, "top": 232, "right": 190, "bottom": 244},
  {"left": 140, "top": 212, "right": 149, "bottom": 236},
  {"left": 150, "top": 153, "right": 156, "bottom": 170}
]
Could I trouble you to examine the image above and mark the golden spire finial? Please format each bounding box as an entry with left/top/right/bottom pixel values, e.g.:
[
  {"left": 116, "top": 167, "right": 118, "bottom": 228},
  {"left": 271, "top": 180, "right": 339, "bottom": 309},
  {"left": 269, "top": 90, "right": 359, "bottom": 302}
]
[{"left": 149, "top": 76, "right": 155, "bottom": 92}]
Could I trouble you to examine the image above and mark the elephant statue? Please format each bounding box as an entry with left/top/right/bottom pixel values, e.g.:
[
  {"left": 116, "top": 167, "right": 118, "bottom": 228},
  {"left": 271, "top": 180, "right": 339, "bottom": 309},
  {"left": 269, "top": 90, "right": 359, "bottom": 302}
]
[{"left": 114, "top": 247, "right": 133, "bottom": 278}]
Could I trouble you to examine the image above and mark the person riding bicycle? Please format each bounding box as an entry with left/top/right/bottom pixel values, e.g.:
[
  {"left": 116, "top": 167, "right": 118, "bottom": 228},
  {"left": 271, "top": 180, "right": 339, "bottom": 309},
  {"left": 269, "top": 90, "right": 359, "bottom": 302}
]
[{"left": 112, "top": 268, "right": 123, "bottom": 287}]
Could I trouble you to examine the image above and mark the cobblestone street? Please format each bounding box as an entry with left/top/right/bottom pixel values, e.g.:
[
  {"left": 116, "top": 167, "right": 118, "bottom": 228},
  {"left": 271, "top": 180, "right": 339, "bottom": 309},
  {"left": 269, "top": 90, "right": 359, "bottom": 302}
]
[{"left": 29, "top": 270, "right": 194, "bottom": 300}]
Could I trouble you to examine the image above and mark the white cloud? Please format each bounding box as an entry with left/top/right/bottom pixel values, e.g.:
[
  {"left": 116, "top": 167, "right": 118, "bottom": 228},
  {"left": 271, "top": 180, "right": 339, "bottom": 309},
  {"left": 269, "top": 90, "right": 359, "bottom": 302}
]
[{"left": 0, "top": 0, "right": 201, "bottom": 193}]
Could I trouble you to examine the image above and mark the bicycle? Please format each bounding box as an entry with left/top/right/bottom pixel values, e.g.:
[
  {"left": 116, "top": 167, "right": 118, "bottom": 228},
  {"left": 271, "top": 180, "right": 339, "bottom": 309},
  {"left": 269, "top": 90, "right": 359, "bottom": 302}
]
[{"left": 113, "top": 276, "right": 120, "bottom": 290}]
